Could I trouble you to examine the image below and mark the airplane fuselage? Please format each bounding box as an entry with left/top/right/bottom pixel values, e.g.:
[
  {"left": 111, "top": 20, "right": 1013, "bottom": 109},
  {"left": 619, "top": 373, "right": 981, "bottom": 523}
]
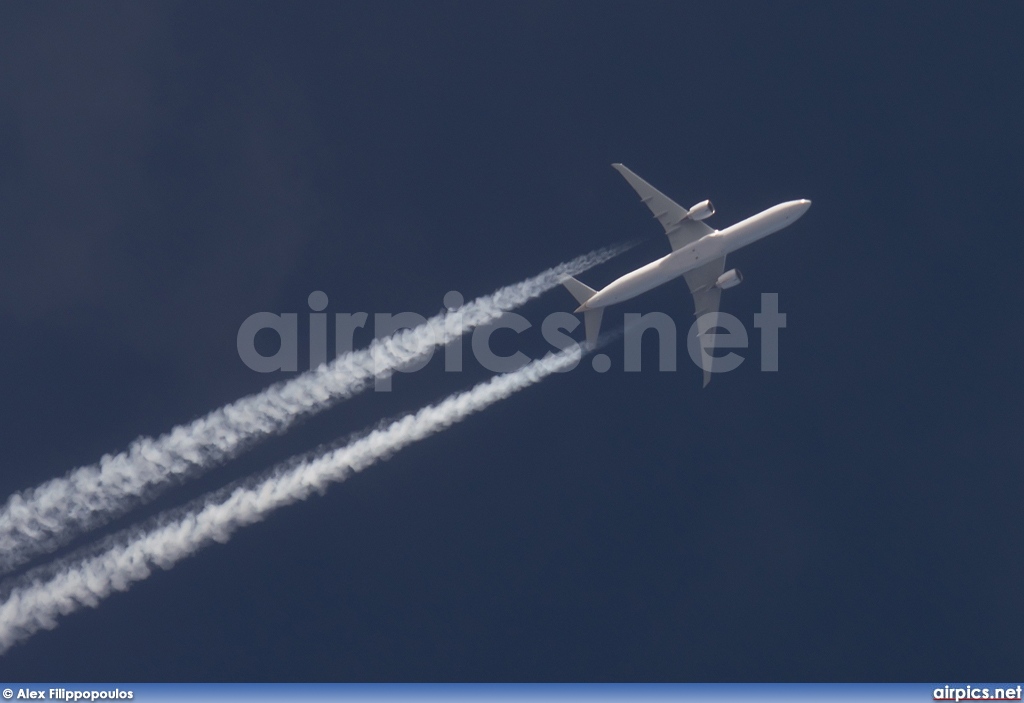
[{"left": 581, "top": 199, "right": 811, "bottom": 310}]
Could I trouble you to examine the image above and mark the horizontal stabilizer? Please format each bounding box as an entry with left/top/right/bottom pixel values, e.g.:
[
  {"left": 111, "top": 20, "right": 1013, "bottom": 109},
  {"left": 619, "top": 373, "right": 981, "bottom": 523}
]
[
  {"left": 584, "top": 308, "right": 604, "bottom": 347},
  {"left": 562, "top": 276, "right": 597, "bottom": 307}
]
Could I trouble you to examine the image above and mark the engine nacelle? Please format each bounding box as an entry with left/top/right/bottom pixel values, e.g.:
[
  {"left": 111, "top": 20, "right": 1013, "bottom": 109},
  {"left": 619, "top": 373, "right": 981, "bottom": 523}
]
[
  {"left": 714, "top": 268, "right": 743, "bottom": 290},
  {"left": 687, "top": 199, "right": 715, "bottom": 221}
]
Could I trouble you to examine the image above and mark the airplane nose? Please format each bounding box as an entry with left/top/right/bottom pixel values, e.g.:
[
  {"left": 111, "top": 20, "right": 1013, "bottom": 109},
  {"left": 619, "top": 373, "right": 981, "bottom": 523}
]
[{"left": 784, "top": 199, "right": 811, "bottom": 221}]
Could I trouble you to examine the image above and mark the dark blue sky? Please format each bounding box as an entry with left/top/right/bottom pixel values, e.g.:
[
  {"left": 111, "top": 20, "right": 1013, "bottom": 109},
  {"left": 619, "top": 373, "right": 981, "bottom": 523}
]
[{"left": 1, "top": 2, "right": 1021, "bottom": 681}]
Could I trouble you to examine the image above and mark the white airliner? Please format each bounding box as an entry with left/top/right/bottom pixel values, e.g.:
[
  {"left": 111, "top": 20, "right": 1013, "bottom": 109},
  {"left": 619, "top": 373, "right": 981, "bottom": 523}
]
[{"left": 564, "top": 163, "right": 810, "bottom": 386}]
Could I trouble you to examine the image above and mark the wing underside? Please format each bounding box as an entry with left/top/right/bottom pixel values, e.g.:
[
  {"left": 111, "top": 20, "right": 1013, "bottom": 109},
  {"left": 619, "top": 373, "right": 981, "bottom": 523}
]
[
  {"left": 611, "top": 163, "right": 715, "bottom": 252},
  {"left": 682, "top": 257, "right": 727, "bottom": 387}
]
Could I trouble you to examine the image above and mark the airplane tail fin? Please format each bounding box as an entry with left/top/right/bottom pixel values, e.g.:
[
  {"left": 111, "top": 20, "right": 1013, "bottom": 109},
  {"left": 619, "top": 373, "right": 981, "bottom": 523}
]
[{"left": 562, "top": 277, "right": 603, "bottom": 347}]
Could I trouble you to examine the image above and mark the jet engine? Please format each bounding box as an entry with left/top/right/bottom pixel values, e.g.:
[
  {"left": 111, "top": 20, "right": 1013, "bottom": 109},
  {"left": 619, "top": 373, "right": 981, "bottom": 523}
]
[
  {"left": 686, "top": 200, "right": 715, "bottom": 221},
  {"left": 714, "top": 268, "right": 743, "bottom": 289}
]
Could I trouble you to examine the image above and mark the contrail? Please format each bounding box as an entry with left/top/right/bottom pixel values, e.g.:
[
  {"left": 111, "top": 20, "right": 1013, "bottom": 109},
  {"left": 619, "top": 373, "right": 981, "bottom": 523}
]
[
  {"left": 0, "top": 346, "right": 584, "bottom": 654},
  {"left": 0, "top": 245, "right": 626, "bottom": 575}
]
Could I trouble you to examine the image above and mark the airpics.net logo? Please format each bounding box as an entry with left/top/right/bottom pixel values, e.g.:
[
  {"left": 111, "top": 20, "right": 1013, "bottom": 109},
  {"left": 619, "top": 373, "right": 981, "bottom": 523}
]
[
  {"left": 236, "top": 290, "right": 788, "bottom": 389},
  {"left": 934, "top": 684, "right": 1023, "bottom": 701}
]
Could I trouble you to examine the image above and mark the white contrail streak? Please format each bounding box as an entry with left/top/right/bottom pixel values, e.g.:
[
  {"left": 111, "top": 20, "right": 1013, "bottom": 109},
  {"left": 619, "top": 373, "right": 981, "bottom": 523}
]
[
  {"left": 0, "top": 246, "right": 624, "bottom": 575},
  {"left": 0, "top": 346, "right": 583, "bottom": 654}
]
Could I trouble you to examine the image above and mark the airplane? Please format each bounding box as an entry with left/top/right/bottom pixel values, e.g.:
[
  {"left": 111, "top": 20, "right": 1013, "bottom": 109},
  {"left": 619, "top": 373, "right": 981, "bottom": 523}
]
[{"left": 563, "top": 163, "right": 811, "bottom": 386}]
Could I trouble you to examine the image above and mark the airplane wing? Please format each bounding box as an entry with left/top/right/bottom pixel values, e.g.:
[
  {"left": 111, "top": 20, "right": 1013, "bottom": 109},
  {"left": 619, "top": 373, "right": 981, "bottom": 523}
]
[
  {"left": 682, "top": 256, "right": 727, "bottom": 387},
  {"left": 612, "top": 163, "right": 715, "bottom": 251}
]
